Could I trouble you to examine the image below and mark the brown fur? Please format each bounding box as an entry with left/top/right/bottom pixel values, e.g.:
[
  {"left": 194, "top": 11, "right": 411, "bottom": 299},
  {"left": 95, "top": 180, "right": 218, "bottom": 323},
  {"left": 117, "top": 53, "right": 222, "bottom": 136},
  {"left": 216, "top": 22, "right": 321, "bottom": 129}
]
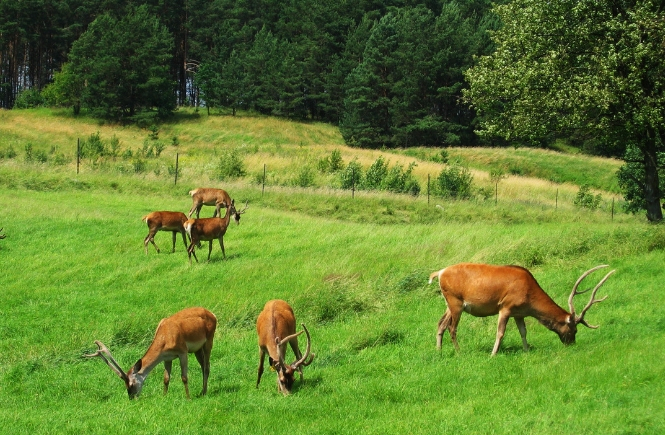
[
  {"left": 86, "top": 307, "right": 217, "bottom": 399},
  {"left": 142, "top": 211, "right": 189, "bottom": 254},
  {"left": 255, "top": 300, "right": 313, "bottom": 395},
  {"left": 188, "top": 187, "right": 235, "bottom": 220},
  {"left": 430, "top": 263, "right": 612, "bottom": 355}
]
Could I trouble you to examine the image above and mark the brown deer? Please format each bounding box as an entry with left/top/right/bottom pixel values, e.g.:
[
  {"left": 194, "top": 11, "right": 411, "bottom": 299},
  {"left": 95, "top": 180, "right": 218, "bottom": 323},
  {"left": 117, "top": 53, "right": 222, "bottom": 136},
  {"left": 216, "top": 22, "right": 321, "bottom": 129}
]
[
  {"left": 429, "top": 263, "right": 614, "bottom": 355},
  {"left": 85, "top": 307, "right": 217, "bottom": 399},
  {"left": 142, "top": 211, "right": 189, "bottom": 254},
  {"left": 188, "top": 188, "right": 242, "bottom": 224},
  {"left": 256, "top": 300, "right": 315, "bottom": 395},
  {"left": 184, "top": 200, "right": 248, "bottom": 264}
]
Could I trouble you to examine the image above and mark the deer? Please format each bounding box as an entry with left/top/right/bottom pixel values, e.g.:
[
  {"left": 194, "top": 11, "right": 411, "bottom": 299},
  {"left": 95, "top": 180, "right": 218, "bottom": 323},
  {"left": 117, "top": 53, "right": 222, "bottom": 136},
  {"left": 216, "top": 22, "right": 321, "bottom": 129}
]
[
  {"left": 256, "top": 299, "right": 315, "bottom": 395},
  {"left": 428, "top": 263, "right": 615, "bottom": 356},
  {"left": 142, "top": 211, "right": 189, "bottom": 254},
  {"left": 85, "top": 307, "right": 217, "bottom": 399},
  {"left": 188, "top": 187, "right": 242, "bottom": 224},
  {"left": 184, "top": 199, "right": 248, "bottom": 264}
]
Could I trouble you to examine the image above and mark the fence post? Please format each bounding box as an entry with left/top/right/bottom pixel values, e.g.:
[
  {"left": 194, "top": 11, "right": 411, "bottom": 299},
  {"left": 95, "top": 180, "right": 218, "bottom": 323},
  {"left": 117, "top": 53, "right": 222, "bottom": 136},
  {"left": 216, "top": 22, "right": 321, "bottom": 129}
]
[
  {"left": 555, "top": 189, "right": 558, "bottom": 210},
  {"left": 174, "top": 153, "right": 179, "bottom": 185},
  {"left": 76, "top": 138, "right": 80, "bottom": 175},
  {"left": 352, "top": 167, "right": 355, "bottom": 199},
  {"left": 495, "top": 182, "right": 498, "bottom": 205},
  {"left": 611, "top": 197, "right": 615, "bottom": 220},
  {"left": 262, "top": 164, "right": 266, "bottom": 196},
  {"left": 427, "top": 174, "right": 430, "bottom": 205}
]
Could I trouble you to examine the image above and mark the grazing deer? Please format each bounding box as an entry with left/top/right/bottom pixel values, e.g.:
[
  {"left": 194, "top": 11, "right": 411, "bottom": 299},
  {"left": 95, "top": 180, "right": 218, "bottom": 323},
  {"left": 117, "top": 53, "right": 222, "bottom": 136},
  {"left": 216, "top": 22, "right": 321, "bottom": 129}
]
[
  {"left": 85, "top": 307, "right": 217, "bottom": 399},
  {"left": 184, "top": 200, "right": 248, "bottom": 264},
  {"left": 142, "top": 211, "right": 189, "bottom": 254},
  {"left": 429, "top": 263, "right": 614, "bottom": 355},
  {"left": 188, "top": 188, "right": 242, "bottom": 224},
  {"left": 256, "top": 299, "right": 315, "bottom": 395}
]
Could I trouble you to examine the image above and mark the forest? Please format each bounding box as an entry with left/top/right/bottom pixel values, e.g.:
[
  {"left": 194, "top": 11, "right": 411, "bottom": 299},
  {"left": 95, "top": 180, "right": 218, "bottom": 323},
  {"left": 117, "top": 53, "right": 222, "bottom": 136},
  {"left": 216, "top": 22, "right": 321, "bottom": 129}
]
[{"left": 1, "top": 0, "right": 664, "bottom": 220}]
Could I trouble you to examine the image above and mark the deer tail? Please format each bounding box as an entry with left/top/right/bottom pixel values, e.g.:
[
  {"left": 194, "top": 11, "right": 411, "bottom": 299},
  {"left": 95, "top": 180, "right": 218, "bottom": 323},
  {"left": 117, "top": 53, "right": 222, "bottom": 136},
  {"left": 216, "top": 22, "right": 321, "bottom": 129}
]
[{"left": 429, "top": 269, "right": 444, "bottom": 285}]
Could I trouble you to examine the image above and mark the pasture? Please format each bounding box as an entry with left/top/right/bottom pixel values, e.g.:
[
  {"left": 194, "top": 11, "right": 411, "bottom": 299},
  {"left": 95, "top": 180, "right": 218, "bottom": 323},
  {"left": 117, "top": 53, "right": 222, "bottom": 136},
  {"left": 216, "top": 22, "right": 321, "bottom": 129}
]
[{"left": 0, "top": 109, "right": 663, "bottom": 434}]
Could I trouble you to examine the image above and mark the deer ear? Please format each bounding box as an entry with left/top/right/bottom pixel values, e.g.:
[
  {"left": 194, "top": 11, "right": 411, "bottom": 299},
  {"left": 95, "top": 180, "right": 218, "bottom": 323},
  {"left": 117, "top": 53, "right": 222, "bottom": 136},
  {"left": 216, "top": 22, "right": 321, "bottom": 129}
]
[{"left": 133, "top": 359, "right": 143, "bottom": 373}]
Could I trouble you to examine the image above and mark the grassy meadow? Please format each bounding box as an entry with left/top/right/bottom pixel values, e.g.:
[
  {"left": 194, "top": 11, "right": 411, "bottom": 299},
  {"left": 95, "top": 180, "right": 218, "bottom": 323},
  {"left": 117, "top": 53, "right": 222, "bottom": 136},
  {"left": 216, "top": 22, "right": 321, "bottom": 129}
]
[{"left": 0, "top": 108, "right": 664, "bottom": 434}]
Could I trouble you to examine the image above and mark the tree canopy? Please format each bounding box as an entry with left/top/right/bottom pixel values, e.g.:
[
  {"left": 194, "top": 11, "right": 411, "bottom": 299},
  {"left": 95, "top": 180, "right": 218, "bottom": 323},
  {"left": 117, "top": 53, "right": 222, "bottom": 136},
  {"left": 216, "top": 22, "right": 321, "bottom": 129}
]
[{"left": 465, "top": 0, "right": 665, "bottom": 221}]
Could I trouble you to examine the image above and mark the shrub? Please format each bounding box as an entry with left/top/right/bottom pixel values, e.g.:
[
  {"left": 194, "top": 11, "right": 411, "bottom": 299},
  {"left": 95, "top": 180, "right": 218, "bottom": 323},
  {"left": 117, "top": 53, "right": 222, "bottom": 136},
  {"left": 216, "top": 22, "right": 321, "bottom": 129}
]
[
  {"left": 5, "top": 146, "right": 17, "bottom": 159},
  {"left": 217, "top": 148, "right": 246, "bottom": 180},
  {"left": 574, "top": 184, "right": 602, "bottom": 210},
  {"left": 435, "top": 164, "right": 473, "bottom": 199},
  {"left": 340, "top": 159, "right": 363, "bottom": 189},
  {"left": 80, "top": 132, "right": 106, "bottom": 159},
  {"left": 13, "top": 89, "right": 45, "bottom": 108},
  {"left": 382, "top": 162, "right": 420, "bottom": 196},
  {"left": 24, "top": 144, "right": 33, "bottom": 162},
  {"left": 364, "top": 156, "right": 388, "bottom": 189},
  {"left": 294, "top": 165, "right": 315, "bottom": 188}
]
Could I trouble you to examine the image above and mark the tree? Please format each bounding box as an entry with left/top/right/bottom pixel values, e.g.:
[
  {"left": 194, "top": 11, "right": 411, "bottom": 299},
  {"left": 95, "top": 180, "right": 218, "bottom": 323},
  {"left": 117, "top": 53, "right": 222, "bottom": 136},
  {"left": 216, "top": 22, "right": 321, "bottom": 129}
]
[
  {"left": 65, "top": 5, "right": 175, "bottom": 121},
  {"left": 465, "top": 0, "right": 665, "bottom": 221}
]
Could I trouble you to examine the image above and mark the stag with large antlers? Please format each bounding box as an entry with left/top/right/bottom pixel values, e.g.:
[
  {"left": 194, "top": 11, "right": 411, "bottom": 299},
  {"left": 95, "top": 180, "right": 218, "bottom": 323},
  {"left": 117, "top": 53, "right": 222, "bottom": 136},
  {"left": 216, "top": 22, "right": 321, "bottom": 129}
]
[
  {"left": 188, "top": 187, "right": 242, "bottom": 224},
  {"left": 256, "top": 299, "right": 315, "bottom": 395},
  {"left": 429, "top": 263, "right": 614, "bottom": 355},
  {"left": 184, "top": 199, "right": 248, "bottom": 264},
  {"left": 142, "top": 211, "right": 189, "bottom": 254},
  {"left": 85, "top": 307, "right": 217, "bottom": 399}
]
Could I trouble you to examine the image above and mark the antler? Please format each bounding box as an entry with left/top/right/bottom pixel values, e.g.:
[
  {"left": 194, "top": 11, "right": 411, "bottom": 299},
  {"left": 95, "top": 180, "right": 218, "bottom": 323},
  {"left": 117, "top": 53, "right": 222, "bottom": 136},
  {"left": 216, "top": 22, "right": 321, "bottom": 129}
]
[
  {"left": 84, "top": 340, "right": 128, "bottom": 381},
  {"left": 292, "top": 324, "right": 315, "bottom": 369},
  {"left": 568, "top": 265, "right": 615, "bottom": 328},
  {"left": 236, "top": 200, "right": 249, "bottom": 215}
]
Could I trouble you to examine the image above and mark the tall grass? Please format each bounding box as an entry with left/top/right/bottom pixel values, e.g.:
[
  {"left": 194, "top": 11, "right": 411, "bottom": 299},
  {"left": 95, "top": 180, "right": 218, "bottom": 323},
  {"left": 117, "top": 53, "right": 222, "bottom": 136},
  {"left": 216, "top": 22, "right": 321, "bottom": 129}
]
[{"left": 0, "top": 110, "right": 662, "bottom": 434}]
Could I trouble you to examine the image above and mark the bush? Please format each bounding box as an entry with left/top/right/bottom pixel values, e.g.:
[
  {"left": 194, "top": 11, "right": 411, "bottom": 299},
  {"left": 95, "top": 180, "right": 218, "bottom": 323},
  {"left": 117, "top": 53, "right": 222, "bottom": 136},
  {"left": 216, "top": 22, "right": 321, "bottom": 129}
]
[
  {"left": 364, "top": 156, "right": 388, "bottom": 190},
  {"left": 340, "top": 159, "right": 363, "bottom": 189},
  {"left": 382, "top": 162, "right": 420, "bottom": 196},
  {"left": 574, "top": 184, "right": 602, "bottom": 210},
  {"left": 217, "top": 148, "right": 246, "bottom": 180},
  {"left": 294, "top": 165, "right": 315, "bottom": 188},
  {"left": 13, "top": 89, "right": 45, "bottom": 108},
  {"left": 435, "top": 164, "right": 473, "bottom": 199},
  {"left": 80, "top": 132, "right": 106, "bottom": 159},
  {"left": 318, "top": 149, "right": 344, "bottom": 173}
]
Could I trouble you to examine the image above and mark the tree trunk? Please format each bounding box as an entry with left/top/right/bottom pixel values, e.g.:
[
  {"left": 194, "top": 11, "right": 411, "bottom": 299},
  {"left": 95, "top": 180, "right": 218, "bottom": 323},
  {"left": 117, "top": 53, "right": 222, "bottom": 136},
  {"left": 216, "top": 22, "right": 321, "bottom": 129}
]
[{"left": 642, "top": 129, "right": 663, "bottom": 222}]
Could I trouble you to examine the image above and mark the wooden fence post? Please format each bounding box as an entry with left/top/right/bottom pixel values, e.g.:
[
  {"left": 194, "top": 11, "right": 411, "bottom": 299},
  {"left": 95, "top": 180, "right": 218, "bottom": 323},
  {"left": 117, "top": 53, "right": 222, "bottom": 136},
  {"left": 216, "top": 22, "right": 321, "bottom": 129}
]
[
  {"left": 174, "top": 153, "right": 179, "bottom": 185},
  {"left": 76, "top": 138, "right": 80, "bottom": 174}
]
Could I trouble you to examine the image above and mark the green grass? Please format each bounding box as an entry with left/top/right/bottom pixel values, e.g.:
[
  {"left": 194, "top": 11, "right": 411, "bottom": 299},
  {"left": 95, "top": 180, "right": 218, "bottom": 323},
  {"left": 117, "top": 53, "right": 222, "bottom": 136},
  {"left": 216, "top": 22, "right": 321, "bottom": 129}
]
[{"left": 0, "top": 110, "right": 663, "bottom": 434}]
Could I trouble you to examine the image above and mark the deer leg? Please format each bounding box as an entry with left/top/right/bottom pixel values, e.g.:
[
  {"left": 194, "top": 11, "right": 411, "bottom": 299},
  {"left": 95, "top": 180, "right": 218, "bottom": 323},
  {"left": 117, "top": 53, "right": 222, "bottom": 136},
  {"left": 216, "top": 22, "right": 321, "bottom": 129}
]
[
  {"left": 207, "top": 240, "right": 213, "bottom": 261},
  {"left": 179, "top": 229, "right": 189, "bottom": 251},
  {"left": 194, "top": 347, "right": 209, "bottom": 396},
  {"left": 179, "top": 354, "right": 190, "bottom": 399},
  {"left": 448, "top": 309, "right": 463, "bottom": 352},
  {"left": 436, "top": 308, "right": 452, "bottom": 350},
  {"left": 257, "top": 348, "right": 266, "bottom": 388},
  {"left": 171, "top": 231, "right": 177, "bottom": 253},
  {"left": 188, "top": 242, "right": 199, "bottom": 264},
  {"left": 163, "top": 360, "right": 173, "bottom": 394},
  {"left": 492, "top": 312, "right": 511, "bottom": 356},
  {"left": 514, "top": 317, "right": 529, "bottom": 352},
  {"left": 219, "top": 236, "right": 226, "bottom": 260},
  {"left": 145, "top": 230, "right": 160, "bottom": 254}
]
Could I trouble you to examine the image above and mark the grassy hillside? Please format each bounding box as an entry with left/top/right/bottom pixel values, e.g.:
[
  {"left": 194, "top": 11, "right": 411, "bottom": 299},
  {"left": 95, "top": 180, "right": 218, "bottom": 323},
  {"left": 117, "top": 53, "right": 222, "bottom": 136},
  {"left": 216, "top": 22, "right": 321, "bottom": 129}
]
[{"left": 0, "top": 109, "right": 662, "bottom": 434}]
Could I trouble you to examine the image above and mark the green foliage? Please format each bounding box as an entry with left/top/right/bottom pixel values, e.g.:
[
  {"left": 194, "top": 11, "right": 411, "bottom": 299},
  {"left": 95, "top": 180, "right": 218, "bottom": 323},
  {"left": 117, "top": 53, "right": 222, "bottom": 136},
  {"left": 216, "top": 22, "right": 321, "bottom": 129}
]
[
  {"left": 574, "top": 185, "right": 602, "bottom": 210},
  {"left": 216, "top": 148, "right": 247, "bottom": 180},
  {"left": 340, "top": 158, "right": 363, "bottom": 189},
  {"left": 65, "top": 5, "right": 175, "bottom": 121},
  {"left": 79, "top": 132, "right": 107, "bottom": 159},
  {"left": 13, "top": 89, "right": 45, "bottom": 109},
  {"left": 293, "top": 165, "right": 315, "bottom": 188},
  {"left": 465, "top": 0, "right": 665, "bottom": 220},
  {"left": 435, "top": 164, "right": 473, "bottom": 199},
  {"left": 318, "top": 149, "right": 345, "bottom": 173},
  {"left": 364, "top": 156, "right": 389, "bottom": 190}
]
